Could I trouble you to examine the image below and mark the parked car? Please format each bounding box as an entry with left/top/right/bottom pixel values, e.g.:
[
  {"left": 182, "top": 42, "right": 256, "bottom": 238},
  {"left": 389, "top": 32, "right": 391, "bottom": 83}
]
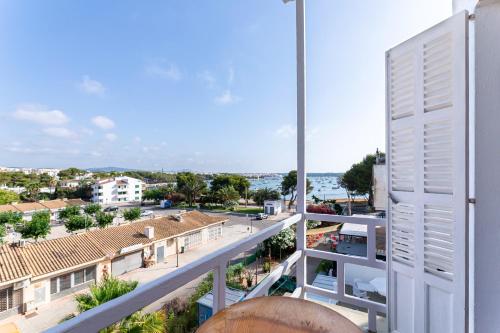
[
  {"left": 103, "top": 206, "right": 119, "bottom": 212},
  {"left": 256, "top": 213, "right": 268, "bottom": 220},
  {"left": 141, "top": 210, "right": 154, "bottom": 217}
]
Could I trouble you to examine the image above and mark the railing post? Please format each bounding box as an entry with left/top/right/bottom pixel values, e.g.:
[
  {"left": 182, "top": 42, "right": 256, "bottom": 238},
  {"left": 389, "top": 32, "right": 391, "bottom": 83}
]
[
  {"left": 367, "top": 223, "right": 377, "bottom": 264},
  {"left": 213, "top": 262, "right": 226, "bottom": 313},
  {"left": 295, "top": 0, "right": 307, "bottom": 295}
]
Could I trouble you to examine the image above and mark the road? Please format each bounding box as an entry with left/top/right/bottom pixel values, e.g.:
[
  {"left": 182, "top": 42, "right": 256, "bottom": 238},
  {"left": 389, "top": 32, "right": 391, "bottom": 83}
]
[
  {"left": 19, "top": 205, "right": 272, "bottom": 241},
  {"left": 0, "top": 213, "right": 287, "bottom": 333}
]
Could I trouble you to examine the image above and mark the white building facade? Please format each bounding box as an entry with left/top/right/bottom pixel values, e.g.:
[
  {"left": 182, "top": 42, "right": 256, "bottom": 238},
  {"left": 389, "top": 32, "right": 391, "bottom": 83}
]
[{"left": 92, "top": 176, "right": 143, "bottom": 204}]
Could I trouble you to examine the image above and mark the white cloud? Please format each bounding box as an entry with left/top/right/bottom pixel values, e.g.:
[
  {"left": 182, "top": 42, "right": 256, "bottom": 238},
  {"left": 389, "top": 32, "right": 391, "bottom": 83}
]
[
  {"left": 79, "top": 75, "right": 105, "bottom": 95},
  {"left": 214, "top": 90, "right": 240, "bottom": 105},
  {"left": 90, "top": 151, "right": 102, "bottom": 157},
  {"left": 275, "top": 124, "right": 296, "bottom": 139},
  {"left": 105, "top": 133, "right": 117, "bottom": 141},
  {"left": 198, "top": 70, "right": 216, "bottom": 88},
  {"left": 92, "top": 116, "right": 115, "bottom": 130},
  {"left": 133, "top": 136, "right": 141, "bottom": 143},
  {"left": 13, "top": 104, "right": 69, "bottom": 125},
  {"left": 42, "top": 127, "right": 79, "bottom": 140},
  {"left": 146, "top": 62, "right": 181, "bottom": 80}
]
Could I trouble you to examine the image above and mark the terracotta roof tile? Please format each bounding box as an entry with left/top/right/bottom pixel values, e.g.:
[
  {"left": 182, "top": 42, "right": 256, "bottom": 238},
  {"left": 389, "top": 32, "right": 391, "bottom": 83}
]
[
  {"left": 86, "top": 210, "right": 228, "bottom": 255},
  {"left": 0, "top": 205, "right": 20, "bottom": 213},
  {"left": 40, "top": 199, "right": 67, "bottom": 210},
  {"left": 11, "top": 202, "right": 47, "bottom": 212},
  {"left": 0, "top": 210, "right": 227, "bottom": 283},
  {"left": 65, "top": 199, "right": 87, "bottom": 206},
  {"left": 19, "top": 234, "right": 106, "bottom": 278},
  {"left": 0, "top": 245, "right": 29, "bottom": 284}
]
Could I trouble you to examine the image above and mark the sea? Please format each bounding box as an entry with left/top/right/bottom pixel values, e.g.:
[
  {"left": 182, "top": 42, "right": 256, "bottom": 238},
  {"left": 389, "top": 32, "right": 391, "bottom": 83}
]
[{"left": 249, "top": 173, "right": 347, "bottom": 200}]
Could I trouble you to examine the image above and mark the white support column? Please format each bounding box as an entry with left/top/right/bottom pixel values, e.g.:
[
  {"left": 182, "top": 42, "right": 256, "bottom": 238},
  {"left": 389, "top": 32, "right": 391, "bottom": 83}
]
[
  {"left": 367, "top": 223, "right": 377, "bottom": 265},
  {"left": 212, "top": 263, "right": 226, "bottom": 313},
  {"left": 295, "top": 0, "right": 307, "bottom": 293}
]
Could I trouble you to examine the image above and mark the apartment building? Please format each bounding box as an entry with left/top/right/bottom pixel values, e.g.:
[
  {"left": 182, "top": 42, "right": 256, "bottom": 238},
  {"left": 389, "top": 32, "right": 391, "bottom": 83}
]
[
  {"left": 91, "top": 176, "right": 143, "bottom": 204},
  {"left": 0, "top": 211, "right": 227, "bottom": 320}
]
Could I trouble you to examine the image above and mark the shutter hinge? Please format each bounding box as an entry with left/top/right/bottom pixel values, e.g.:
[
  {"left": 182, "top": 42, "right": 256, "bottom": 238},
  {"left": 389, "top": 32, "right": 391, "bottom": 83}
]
[
  {"left": 388, "top": 193, "right": 399, "bottom": 205},
  {"left": 468, "top": 198, "right": 476, "bottom": 204},
  {"left": 469, "top": 14, "right": 475, "bottom": 21}
]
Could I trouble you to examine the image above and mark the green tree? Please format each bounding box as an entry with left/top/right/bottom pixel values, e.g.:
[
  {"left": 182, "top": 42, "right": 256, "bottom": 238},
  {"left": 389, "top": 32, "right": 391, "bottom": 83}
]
[
  {"left": 74, "top": 277, "right": 164, "bottom": 333},
  {"left": 142, "top": 185, "right": 174, "bottom": 203},
  {"left": 65, "top": 215, "right": 94, "bottom": 232},
  {"left": 263, "top": 227, "right": 295, "bottom": 260},
  {"left": 95, "top": 212, "right": 114, "bottom": 228},
  {"left": 0, "top": 211, "right": 23, "bottom": 225},
  {"left": 25, "top": 182, "right": 41, "bottom": 202},
  {"left": 58, "top": 167, "right": 86, "bottom": 180},
  {"left": 18, "top": 211, "right": 51, "bottom": 242},
  {"left": 252, "top": 187, "right": 281, "bottom": 207},
  {"left": 339, "top": 152, "right": 382, "bottom": 213},
  {"left": 210, "top": 174, "right": 250, "bottom": 199},
  {"left": 176, "top": 172, "right": 207, "bottom": 207},
  {"left": 123, "top": 207, "right": 141, "bottom": 222},
  {"left": 215, "top": 186, "right": 240, "bottom": 208},
  {"left": 0, "top": 189, "right": 20, "bottom": 205},
  {"left": 281, "top": 170, "right": 313, "bottom": 210},
  {"left": 59, "top": 205, "right": 81, "bottom": 220},
  {"left": 75, "top": 277, "right": 138, "bottom": 312},
  {"left": 84, "top": 203, "right": 102, "bottom": 216}
]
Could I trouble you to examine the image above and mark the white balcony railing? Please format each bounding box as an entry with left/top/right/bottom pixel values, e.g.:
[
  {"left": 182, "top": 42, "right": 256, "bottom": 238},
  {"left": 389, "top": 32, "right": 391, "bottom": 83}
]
[{"left": 45, "top": 212, "right": 386, "bottom": 333}]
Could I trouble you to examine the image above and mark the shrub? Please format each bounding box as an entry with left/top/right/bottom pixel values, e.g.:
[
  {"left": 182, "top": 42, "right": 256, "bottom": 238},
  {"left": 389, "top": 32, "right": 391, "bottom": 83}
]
[{"left": 123, "top": 207, "right": 141, "bottom": 222}]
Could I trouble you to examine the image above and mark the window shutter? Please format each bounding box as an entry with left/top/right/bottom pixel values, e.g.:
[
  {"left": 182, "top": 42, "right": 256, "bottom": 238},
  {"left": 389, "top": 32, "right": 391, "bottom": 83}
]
[{"left": 386, "top": 11, "right": 468, "bottom": 333}]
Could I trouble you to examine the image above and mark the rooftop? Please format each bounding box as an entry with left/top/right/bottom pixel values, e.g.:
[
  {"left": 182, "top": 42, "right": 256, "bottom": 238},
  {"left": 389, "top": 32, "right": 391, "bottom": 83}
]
[
  {"left": 86, "top": 211, "right": 228, "bottom": 255},
  {"left": 0, "top": 210, "right": 228, "bottom": 284}
]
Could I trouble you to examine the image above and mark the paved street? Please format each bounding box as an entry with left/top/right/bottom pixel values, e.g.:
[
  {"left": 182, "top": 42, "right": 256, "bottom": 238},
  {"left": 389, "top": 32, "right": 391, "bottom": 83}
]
[
  {"left": 6, "top": 205, "right": 277, "bottom": 242},
  {"left": 0, "top": 212, "right": 285, "bottom": 333}
]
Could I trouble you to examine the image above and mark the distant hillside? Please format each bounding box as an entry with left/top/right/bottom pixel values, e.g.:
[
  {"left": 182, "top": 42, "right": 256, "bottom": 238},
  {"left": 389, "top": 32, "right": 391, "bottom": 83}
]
[{"left": 86, "top": 167, "right": 134, "bottom": 173}]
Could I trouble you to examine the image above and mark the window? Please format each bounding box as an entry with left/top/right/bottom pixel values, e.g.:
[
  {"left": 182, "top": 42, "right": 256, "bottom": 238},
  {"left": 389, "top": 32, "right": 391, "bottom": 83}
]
[
  {"left": 135, "top": 197, "right": 139, "bottom": 201},
  {"left": 85, "top": 266, "right": 96, "bottom": 282},
  {"left": 74, "top": 269, "right": 85, "bottom": 285},
  {"left": 135, "top": 185, "right": 140, "bottom": 188},
  {"left": 135, "top": 191, "right": 139, "bottom": 194},
  {"left": 0, "top": 287, "right": 11, "bottom": 312},
  {"left": 59, "top": 274, "right": 71, "bottom": 291},
  {"left": 50, "top": 278, "right": 58, "bottom": 294}
]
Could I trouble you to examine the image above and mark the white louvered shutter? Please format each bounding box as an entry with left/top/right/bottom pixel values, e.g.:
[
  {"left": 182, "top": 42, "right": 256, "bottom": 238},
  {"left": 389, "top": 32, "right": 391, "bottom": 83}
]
[{"left": 386, "top": 11, "right": 468, "bottom": 333}]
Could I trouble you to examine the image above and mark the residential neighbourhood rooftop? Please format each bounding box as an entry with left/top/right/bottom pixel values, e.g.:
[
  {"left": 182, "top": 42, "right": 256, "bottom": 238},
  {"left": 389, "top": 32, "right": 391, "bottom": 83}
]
[
  {"left": 85, "top": 211, "right": 228, "bottom": 255},
  {"left": 0, "top": 199, "right": 88, "bottom": 214},
  {"left": 0, "top": 211, "right": 228, "bottom": 286}
]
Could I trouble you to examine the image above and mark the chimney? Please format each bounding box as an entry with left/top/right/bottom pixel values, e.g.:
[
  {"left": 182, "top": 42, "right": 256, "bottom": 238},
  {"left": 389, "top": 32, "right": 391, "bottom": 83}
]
[{"left": 144, "top": 226, "right": 154, "bottom": 239}]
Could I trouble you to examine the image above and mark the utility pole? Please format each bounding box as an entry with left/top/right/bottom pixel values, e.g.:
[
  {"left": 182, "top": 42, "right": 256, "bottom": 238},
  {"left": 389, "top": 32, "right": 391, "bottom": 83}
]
[{"left": 175, "top": 237, "right": 179, "bottom": 267}]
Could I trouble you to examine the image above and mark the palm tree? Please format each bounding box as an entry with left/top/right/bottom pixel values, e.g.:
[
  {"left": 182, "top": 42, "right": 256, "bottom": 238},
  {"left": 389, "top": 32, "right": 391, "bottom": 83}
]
[
  {"left": 74, "top": 277, "right": 165, "bottom": 332},
  {"left": 75, "top": 278, "right": 138, "bottom": 312},
  {"left": 25, "top": 182, "right": 41, "bottom": 202}
]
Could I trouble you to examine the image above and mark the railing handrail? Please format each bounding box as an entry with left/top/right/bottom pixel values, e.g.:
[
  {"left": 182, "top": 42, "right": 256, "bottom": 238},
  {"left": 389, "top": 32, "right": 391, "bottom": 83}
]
[
  {"left": 45, "top": 213, "right": 302, "bottom": 333},
  {"left": 46, "top": 212, "right": 386, "bottom": 333}
]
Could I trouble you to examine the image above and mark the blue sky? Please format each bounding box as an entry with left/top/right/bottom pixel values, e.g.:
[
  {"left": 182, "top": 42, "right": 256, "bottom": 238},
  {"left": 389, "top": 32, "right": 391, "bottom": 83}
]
[{"left": 0, "top": 0, "right": 451, "bottom": 172}]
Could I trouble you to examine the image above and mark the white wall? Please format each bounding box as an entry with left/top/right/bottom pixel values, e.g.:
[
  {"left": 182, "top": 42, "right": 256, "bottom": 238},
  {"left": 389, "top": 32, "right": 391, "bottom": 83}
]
[
  {"left": 372, "top": 164, "right": 387, "bottom": 211},
  {"left": 474, "top": 1, "right": 500, "bottom": 332}
]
